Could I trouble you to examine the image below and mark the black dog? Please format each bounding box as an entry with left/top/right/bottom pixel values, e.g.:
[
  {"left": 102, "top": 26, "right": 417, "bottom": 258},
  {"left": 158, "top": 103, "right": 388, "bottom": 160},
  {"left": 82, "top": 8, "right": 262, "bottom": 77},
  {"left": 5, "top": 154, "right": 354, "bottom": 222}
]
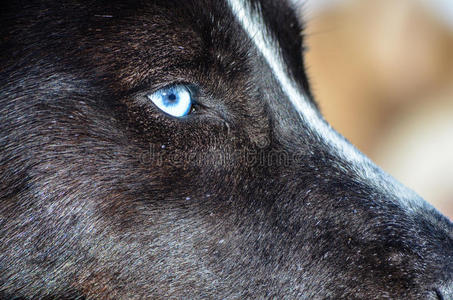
[{"left": 1, "top": 0, "right": 452, "bottom": 298}]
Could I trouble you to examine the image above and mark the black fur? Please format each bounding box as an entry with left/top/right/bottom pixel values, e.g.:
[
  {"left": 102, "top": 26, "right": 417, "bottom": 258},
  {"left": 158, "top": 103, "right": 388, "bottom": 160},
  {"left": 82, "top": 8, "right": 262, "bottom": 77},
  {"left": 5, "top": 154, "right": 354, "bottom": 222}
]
[{"left": 1, "top": 0, "right": 452, "bottom": 299}]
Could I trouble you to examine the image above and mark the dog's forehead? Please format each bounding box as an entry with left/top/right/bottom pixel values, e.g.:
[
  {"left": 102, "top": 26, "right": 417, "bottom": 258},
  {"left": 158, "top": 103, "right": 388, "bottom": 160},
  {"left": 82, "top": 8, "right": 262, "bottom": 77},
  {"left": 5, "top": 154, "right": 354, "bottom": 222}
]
[
  {"left": 135, "top": 0, "right": 307, "bottom": 89},
  {"left": 36, "top": 0, "right": 303, "bottom": 92}
]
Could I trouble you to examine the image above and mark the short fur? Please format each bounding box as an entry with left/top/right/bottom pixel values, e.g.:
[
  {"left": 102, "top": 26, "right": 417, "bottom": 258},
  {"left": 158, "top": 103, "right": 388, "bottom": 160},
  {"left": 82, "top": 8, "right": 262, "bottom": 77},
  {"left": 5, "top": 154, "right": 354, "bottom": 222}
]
[{"left": 0, "top": 0, "right": 452, "bottom": 299}]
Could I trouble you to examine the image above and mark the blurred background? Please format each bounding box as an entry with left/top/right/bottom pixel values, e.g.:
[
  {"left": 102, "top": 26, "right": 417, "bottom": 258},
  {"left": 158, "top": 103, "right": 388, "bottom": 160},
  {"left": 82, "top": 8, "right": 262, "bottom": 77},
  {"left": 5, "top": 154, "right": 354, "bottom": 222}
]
[{"left": 301, "top": 0, "right": 453, "bottom": 218}]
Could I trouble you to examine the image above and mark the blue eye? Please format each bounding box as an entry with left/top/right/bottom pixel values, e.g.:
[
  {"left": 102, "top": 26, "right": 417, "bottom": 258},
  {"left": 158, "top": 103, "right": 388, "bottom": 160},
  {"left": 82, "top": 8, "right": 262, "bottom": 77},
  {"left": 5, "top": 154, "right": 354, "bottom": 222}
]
[{"left": 147, "top": 85, "right": 193, "bottom": 117}]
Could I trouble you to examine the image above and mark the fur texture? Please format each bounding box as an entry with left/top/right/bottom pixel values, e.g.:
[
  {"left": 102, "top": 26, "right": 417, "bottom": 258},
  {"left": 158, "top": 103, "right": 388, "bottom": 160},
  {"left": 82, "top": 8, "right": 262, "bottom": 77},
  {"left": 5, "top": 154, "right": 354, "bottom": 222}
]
[{"left": 0, "top": 0, "right": 452, "bottom": 299}]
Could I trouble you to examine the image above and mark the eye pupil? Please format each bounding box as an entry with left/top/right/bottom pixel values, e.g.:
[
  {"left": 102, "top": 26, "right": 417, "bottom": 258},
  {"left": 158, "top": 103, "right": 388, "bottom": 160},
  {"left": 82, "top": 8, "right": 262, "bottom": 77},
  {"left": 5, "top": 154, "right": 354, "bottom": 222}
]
[{"left": 167, "top": 93, "right": 177, "bottom": 102}]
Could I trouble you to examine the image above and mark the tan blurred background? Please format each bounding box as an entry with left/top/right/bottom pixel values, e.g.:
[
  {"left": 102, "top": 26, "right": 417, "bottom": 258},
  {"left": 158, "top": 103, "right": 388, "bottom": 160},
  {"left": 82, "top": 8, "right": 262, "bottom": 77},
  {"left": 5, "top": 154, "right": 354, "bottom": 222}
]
[{"left": 302, "top": 0, "right": 453, "bottom": 219}]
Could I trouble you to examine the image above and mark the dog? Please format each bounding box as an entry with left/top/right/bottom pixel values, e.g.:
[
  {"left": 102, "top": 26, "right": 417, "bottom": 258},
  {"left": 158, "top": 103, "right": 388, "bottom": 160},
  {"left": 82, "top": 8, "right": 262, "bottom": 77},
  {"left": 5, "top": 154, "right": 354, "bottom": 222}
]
[{"left": 0, "top": 0, "right": 452, "bottom": 299}]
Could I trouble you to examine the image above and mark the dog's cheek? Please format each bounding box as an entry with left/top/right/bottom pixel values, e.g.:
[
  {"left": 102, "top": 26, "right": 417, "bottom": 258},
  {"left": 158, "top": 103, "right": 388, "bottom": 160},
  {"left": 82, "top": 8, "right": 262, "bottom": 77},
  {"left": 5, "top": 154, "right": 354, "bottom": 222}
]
[{"left": 24, "top": 102, "right": 250, "bottom": 298}]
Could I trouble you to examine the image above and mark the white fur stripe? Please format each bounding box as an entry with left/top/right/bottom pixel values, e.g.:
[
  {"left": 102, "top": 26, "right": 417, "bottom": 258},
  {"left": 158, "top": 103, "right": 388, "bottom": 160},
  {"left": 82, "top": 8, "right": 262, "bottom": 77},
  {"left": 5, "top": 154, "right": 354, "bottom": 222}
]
[
  {"left": 226, "top": 0, "right": 367, "bottom": 168},
  {"left": 226, "top": 0, "right": 423, "bottom": 210}
]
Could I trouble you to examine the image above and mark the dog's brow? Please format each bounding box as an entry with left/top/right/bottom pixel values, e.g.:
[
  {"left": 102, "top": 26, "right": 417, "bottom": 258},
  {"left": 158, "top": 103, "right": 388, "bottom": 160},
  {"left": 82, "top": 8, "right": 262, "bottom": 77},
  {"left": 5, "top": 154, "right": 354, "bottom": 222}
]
[{"left": 226, "top": 0, "right": 423, "bottom": 211}]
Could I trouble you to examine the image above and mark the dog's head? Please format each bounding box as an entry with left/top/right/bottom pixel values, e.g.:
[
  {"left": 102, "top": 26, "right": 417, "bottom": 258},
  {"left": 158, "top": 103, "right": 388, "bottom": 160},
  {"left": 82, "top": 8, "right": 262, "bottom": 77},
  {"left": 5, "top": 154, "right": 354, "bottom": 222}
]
[{"left": 1, "top": 0, "right": 452, "bottom": 298}]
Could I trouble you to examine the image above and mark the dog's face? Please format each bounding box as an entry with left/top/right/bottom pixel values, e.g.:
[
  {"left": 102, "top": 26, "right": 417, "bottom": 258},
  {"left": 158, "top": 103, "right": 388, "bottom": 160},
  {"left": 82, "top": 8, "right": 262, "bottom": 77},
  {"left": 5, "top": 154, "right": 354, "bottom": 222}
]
[{"left": 1, "top": 0, "right": 452, "bottom": 299}]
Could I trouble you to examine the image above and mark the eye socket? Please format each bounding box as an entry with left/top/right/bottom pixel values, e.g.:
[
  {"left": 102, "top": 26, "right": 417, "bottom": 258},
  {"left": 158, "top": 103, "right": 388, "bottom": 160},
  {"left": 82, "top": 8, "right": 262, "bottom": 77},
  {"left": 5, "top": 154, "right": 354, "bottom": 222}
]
[{"left": 146, "top": 85, "right": 193, "bottom": 117}]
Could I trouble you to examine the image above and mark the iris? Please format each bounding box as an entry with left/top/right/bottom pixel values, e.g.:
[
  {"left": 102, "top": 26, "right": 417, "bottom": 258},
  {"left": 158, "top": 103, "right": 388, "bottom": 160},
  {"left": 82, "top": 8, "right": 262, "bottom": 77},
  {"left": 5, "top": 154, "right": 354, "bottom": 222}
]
[{"left": 147, "top": 85, "right": 192, "bottom": 117}]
